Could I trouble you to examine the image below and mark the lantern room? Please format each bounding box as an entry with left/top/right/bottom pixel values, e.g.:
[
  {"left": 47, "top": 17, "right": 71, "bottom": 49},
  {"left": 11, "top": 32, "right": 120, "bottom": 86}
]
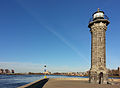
[
  {"left": 92, "top": 8, "right": 104, "bottom": 21},
  {"left": 88, "top": 8, "right": 110, "bottom": 28}
]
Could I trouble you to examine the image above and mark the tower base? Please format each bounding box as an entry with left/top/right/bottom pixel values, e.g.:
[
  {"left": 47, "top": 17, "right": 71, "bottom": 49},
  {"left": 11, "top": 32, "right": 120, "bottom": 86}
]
[{"left": 89, "top": 69, "right": 108, "bottom": 84}]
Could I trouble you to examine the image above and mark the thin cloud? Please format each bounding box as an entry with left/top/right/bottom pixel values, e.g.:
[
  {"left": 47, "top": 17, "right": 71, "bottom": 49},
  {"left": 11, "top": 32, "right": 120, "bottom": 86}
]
[{"left": 16, "top": 0, "right": 90, "bottom": 66}]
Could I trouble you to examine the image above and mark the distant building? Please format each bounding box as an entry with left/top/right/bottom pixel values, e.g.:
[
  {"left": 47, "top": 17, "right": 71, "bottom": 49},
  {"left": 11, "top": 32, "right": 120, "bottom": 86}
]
[
  {"left": 67, "top": 72, "right": 76, "bottom": 76},
  {"left": 0, "top": 69, "right": 4, "bottom": 74},
  {"left": 44, "top": 70, "right": 51, "bottom": 75},
  {"left": 118, "top": 67, "right": 120, "bottom": 76},
  {"left": 11, "top": 69, "right": 15, "bottom": 73},
  {"left": 67, "top": 72, "right": 86, "bottom": 76},
  {"left": 5, "top": 69, "right": 10, "bottom": 74}
]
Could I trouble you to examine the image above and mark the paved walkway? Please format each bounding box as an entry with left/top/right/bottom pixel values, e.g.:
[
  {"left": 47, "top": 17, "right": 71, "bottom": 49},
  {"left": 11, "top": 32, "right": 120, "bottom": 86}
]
[{"left": 43, "top": 79, "right": 120, "bottom": 88}]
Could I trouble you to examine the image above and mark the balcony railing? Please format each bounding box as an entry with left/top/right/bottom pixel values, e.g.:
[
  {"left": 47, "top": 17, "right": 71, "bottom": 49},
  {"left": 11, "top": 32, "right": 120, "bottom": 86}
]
[{"left": 89, "top": 15, "right": 109, "bottom": 23}]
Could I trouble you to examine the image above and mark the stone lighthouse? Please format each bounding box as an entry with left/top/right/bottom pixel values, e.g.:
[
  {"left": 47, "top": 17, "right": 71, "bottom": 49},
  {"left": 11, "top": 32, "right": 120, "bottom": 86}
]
[{"left": 88, "top": 8, "right": 110, "bottom": 84}]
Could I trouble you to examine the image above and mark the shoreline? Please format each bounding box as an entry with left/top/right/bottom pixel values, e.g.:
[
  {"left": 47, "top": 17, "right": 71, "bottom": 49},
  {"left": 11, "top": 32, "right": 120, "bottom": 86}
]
[{"left": 0, "top": 74, "right": 120, "bottom": 78}]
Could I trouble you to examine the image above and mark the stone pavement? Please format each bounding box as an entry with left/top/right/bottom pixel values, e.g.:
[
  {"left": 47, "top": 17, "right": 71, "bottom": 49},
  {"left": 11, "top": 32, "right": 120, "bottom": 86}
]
[{"left": 43, "top": 79, "right": 120, "bottom": 88}]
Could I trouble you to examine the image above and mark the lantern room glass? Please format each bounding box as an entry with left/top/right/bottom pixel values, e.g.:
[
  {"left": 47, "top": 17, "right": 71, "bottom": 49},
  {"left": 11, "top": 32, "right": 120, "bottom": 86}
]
[{"left": 93, "top": 12, "right": 104, "bottom": 20}]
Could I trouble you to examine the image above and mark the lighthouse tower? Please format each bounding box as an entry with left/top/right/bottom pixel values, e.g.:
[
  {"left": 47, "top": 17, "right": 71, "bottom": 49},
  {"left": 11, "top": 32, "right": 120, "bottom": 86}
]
[{"left": 88, "top": 8, "right": 110, "bottom": 84}]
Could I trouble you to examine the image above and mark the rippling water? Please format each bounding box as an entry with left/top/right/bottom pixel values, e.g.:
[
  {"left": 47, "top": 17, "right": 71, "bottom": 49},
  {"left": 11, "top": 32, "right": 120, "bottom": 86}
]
[
  {"left": 0, "top": 75, "right": 88, "bottom": 88},
  {"left": 0, "top": 75, "right": 119, "bottom": 88}
]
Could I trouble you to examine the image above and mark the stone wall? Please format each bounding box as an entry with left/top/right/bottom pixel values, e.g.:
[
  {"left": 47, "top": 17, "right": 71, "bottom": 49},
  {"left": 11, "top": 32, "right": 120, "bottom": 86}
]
[{"left": 89, "top": 21, "right": 108, "bottom": 84}]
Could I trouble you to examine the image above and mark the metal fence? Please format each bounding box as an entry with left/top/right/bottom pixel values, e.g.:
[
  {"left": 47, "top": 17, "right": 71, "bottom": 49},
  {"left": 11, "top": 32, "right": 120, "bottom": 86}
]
[{"left": 89, "top": 15, "right": 109, "bottom": 23}]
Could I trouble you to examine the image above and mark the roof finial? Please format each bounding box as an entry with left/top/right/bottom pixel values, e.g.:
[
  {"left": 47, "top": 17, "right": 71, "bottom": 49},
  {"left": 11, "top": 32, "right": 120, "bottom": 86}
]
[{"left": 97, "top": 8, "right": 100, "bottom": 12}]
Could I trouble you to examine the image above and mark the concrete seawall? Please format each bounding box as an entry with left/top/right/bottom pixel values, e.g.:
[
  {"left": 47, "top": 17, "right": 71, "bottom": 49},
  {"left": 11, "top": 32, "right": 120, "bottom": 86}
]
[{"left": 17, "top": 78, "right": 49, "bottom": 88}]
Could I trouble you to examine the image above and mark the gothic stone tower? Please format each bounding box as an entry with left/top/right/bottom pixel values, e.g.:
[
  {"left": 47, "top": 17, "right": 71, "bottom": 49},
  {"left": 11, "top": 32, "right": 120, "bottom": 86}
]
[{"left": 88, "top": 9, "right": 110, "bottom": 84}]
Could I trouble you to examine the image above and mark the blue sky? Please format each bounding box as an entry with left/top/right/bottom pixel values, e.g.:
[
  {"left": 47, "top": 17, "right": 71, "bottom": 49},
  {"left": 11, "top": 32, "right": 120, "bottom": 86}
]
[{"left": 0, "top": 0, "right": 120, "bottom": 73}]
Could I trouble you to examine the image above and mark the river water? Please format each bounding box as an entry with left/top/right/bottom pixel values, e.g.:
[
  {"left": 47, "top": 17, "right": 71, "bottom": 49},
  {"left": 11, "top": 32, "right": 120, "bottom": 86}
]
[
  {"left": 0, "top": 75, "right": 119, "bottom": 88},
  {"left": 0, "top": 75, "right": 88, "bottom": 88}
]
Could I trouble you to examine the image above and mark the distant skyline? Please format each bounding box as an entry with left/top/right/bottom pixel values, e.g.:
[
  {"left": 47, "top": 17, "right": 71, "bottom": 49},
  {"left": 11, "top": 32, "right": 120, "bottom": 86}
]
[{"left": 0, "top": 0, "right": 120, "bottom": 73}]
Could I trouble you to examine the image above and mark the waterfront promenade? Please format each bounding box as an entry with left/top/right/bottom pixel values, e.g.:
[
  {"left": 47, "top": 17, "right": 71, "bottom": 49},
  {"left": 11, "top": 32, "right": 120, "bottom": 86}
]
[
  {"left": 43, "top": 78, "right": 120, "bottom": 88},
  {"left": 18, "top": 78, "right": 120, "bottom": 88}
]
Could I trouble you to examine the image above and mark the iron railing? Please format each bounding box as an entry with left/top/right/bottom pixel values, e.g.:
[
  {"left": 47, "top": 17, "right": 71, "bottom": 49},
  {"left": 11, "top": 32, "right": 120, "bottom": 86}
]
[{"left": 89, "top": 15, "right": 109, "bottom": 23}]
